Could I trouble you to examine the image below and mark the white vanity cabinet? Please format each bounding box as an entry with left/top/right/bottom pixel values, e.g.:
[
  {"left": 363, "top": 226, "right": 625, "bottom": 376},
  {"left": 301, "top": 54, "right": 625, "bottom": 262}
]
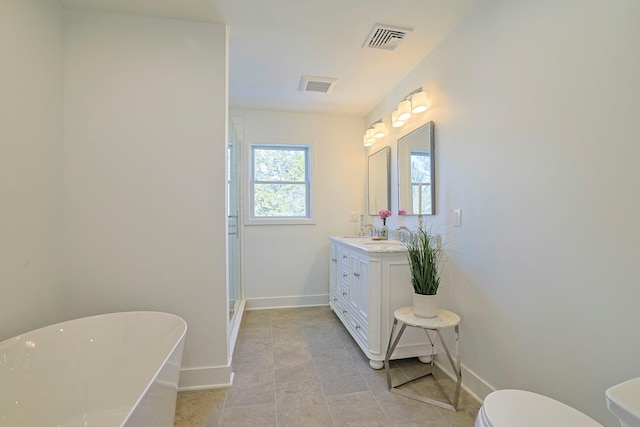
[{"left": 329, "top": 237, "right": 432, "bottom": 369}]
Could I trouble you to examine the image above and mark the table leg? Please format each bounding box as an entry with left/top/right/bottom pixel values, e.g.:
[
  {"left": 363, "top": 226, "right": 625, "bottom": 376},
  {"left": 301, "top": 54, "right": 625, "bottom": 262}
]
[
  {"left": 453, "top": 324, "right": 461, "bottom": 408},
  {"left": 435, "top": 327, "right": 462, "bottom": 409},
  {"left": 385, "top": 319, "right": 406, "bottom": 390}
]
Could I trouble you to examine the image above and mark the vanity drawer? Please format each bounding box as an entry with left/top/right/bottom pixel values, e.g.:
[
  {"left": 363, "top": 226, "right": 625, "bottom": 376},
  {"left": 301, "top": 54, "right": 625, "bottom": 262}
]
[
  {"left": 340, "top": 250, "right": 350, "bottom": 265},
  {"left": 350, "top": 315, "right": 368, "bottom": 344},
  {"left": 334, "top": 299, "right": 349, "bottom": 323},
  {"left": 329, "top": 290, "right": 340, "bottom": 310}
]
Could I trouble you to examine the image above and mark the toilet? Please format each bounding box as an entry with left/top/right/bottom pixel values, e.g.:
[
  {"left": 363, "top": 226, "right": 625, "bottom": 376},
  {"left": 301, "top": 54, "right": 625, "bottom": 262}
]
[
  {"left": 475, "top": 389, "right": 602, "bottom": 427},
  {"left": 476, "top": 378, "right": 640, "bottom": 427},
  {"left": 606, "top": 377, "right": 640, "bottom": 427}
]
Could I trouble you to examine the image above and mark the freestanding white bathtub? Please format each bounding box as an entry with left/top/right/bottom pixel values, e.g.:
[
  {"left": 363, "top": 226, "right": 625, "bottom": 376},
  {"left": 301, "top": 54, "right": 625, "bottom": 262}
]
[{"left": 0, "top": 311, "right": 187, "bottom": 427}]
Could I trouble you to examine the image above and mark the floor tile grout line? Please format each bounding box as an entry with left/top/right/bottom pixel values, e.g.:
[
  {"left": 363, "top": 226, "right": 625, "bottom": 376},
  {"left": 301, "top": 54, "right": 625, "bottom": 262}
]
[
  {"left": 300, "top": 308, "right": 337, "bottom": 427},
  {"left": 309, "top": 328, "right": 339, "bottom": 427},
  {"left": 270, "top": 312, "right": 278, "bottom": 427},
  {"left": 210, "top": 307, "right": 477, "bottom": 427},
  {"left": 316, "top": 311, "right": 392, "bottom": 426}
]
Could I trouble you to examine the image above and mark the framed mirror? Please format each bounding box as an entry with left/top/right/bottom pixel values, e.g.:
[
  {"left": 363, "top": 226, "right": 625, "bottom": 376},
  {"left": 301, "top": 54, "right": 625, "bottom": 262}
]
[
  {"left": 368, "top": 146, "right": 390, "bottom": 215},
  {"left": 397, "top": 122, "right": 435, "bottom": 215}
]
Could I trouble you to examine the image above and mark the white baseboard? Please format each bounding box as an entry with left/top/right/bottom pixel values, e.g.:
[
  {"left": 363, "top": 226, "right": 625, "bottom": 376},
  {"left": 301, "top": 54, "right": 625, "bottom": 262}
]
[
  {"left": 434, "top": 356, "right": 496, "bottom": 404},
  {"left": 390, "top": 342, "right": 434, "bottom": 360},
  {"left": 178, "top": 300, "right": 248, "bottom": 391},
  {"left": 178, "top": 365, "right": 234, "bottom": 391},
  {"left": 246, "top": 294, "right": 329, "bottom": 310}
]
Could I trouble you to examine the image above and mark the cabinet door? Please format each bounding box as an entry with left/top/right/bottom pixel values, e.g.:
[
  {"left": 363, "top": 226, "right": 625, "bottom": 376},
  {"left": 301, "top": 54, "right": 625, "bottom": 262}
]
[
  {"left": 329, "top": 243, "right": 337, "bottom": 294},
  {"left": 349, "top": 253, "right": 369, "bottom": 335},
  {"left": 338, "top": 247, "right": 349, "bottom": 298},
  {"left": 329, "top": 243, "right": 338, "bottom": 310},
  {"left": 336, "top": 245, "right": 350, "bottom": 321},
  {"left": 357, "top": 258, "right": 370, "bottom": 325}
]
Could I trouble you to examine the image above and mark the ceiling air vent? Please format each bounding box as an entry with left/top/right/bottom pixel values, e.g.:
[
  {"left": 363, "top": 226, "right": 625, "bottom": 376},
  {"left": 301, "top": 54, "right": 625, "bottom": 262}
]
[
  {"left": 298, "top": 75, "right": 338, "bottom": 94},
  {"left": 363, "top": 23, "right": 413, "bottom": 51}
]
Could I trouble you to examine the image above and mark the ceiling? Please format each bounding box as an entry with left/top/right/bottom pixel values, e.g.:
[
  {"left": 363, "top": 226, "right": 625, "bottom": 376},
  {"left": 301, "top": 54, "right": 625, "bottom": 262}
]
[{"left": 60, "top": 0, "right": 478, "bottom": 116}]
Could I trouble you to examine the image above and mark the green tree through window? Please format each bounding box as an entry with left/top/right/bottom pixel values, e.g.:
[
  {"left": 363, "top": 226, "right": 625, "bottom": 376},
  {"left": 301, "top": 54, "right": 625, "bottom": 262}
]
[{"left": 251, "top": 145, "right": 310, "bottom": 218}]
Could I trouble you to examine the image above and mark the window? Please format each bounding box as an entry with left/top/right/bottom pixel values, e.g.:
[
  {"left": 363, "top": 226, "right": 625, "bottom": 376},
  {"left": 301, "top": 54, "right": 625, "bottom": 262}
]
[
  {"left": 410, "top": 151, "right": 432, "bottom": 215},
  {"left": 249, "top": 145, "right": 311, "bottom": 222}
]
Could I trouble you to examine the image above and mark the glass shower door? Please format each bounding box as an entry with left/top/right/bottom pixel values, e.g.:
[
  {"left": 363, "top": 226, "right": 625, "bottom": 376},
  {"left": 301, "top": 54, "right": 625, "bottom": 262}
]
[{"left": 228, "top": 126, "right": 242, "bottom": 321}]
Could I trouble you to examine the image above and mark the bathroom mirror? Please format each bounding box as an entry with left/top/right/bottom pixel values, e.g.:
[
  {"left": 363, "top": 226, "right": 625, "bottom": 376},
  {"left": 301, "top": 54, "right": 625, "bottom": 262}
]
[
  {"left": 368, "top": 146, "right": 390, "bottom": 215},
  {"left": 397, "top": 122, "right": 435, "bottom": 215}
]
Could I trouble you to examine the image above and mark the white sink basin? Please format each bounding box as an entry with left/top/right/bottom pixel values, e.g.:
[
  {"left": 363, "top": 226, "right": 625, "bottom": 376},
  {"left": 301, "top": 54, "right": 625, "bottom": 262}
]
[
  {"left": 362, "top": 240, "right": 402, "bottom": 245},
  {"left": 338, "top": 236, "right": 402, "bottom": 245},
  {"left": 331, "top": 236, "right": 405, "bottom": 253},
  {"left": 606, "top": 377, "right": 640, "bottom": 427}
]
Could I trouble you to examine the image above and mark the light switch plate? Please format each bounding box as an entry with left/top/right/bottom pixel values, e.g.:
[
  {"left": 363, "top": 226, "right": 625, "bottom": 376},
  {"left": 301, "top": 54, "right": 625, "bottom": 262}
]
[
  {"left": 453, "top": 209, "right": 462, "bottom": 227},
  {"left": 349, "top": 212, "right": 360, "bottom": 222}
]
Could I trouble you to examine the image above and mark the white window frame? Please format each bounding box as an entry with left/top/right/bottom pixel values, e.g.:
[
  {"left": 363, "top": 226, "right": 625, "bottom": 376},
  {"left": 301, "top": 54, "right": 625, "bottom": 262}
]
[{"left": 245, "top": 143, "right": 315, "bottom": 226}]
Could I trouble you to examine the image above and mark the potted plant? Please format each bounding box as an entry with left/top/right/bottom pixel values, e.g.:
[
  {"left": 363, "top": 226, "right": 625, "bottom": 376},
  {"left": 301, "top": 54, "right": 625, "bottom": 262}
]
[{"left": 404, "top": 226, "right": 443, "bottom": 318}]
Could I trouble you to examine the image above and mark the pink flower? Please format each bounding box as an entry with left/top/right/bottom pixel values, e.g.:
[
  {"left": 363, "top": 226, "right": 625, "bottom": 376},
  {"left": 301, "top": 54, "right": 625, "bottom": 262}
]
[
  {"left": 398, "top": 210, "right": 406, "bottom": 216},
  {"left": 378, "top": 210, "right": 391, "bottom": 219}
]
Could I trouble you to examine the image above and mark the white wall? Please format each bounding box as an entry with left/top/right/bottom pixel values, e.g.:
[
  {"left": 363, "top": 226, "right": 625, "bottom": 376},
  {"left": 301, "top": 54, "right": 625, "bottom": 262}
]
[
  {"left": 63, "top": 11, "right": 230, "bottom": 388},
  {"left": 237, "top": 110, "right": 365, "bottom": 308},
  {"left": 0, "top": 0, "right": 65, "bottom": 339},
  {"left": 367, "top": 0, "right": 640, "bottom": 424}
]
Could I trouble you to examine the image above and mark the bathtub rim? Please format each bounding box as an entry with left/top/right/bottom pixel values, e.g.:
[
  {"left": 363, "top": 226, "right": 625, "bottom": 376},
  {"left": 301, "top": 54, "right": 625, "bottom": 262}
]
[
  {"left": 1, "top": 310, "right": 187, "bottom": 346},
  {"left": 1, "top": 310, "right": 188, "bottom": 427}
]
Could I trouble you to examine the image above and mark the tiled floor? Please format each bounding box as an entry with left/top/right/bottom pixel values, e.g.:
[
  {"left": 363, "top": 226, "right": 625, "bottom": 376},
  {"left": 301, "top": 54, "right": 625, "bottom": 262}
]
[{"left": 174, "top": 306, "right": 481, "bottom": 427}]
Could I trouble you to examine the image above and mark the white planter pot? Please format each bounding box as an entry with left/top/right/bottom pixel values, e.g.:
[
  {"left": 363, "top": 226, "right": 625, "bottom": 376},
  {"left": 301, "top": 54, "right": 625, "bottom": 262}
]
[{"left": 413, "top": 293, "right": 438, "bottom": 318}]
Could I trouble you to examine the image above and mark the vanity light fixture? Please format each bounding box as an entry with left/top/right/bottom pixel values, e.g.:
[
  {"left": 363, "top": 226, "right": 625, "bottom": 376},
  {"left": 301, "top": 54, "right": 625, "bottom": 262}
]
[
  {"left": 392, "top": 88, "right": 428, "bottom": 126},
  {"left": 364, "top": 128, "right": 376, "bottom": 146},
  {"left": 391, "top": 109, "right": 405, "bottom": 128},
  {"left": 365, "top": 88, "right": 429, "bottom": 146},
  {"left": 373, "top": 121, "right": 387, "bottom": 138},
  {"left": 397, "top": 100, "right": 412, "bottom": 121},
  {"left": 363, "top": 120, "right": 386, "bottom": 146},
  {"left": 411, "top": 90, "right": 428, "bottom": 113}
]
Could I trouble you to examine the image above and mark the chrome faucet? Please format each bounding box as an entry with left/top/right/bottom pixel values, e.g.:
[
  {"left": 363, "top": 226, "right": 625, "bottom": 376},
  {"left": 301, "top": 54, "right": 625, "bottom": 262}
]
[
  {"left": 358, "top": 214, "right": 376, "bottom": 237},
  {"left": 361, "top": 223, "right": 375, "bottom": 237},
  {"left": 396, "top": 226, "right": 412, "bottom": 243}
]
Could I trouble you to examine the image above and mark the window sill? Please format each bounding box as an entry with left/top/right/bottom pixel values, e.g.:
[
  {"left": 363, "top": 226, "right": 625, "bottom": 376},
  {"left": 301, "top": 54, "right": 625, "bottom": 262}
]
[{"left": 244, "top": 218, "right": 316, "bottom": 226}]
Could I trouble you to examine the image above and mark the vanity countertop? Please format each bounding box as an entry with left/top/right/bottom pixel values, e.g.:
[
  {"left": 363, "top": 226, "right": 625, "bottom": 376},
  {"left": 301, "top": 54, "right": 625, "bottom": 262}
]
[{"left": 329, "top": 236, "right": 407, "bottom": 253}]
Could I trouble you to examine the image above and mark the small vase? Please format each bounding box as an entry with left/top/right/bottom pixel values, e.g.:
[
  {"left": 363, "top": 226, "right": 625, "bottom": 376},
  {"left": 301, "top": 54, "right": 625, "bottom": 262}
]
[
  {"left": 413, "top": 293, "right": 438, "bottom": 318},
  {"left": 380, "top": 225, "right": 388, "bottom": 240}
]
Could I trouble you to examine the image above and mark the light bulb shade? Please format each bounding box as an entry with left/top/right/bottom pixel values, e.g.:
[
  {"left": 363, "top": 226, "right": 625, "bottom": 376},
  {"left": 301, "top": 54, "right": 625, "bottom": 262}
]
[
  {"left": 365, "top": 128, "right": 376, "bottom": 144},
  {"left": 373, "top": 122, "right": 386, "bottom": 138},
  {"left": 363, "top": 135, "right": 374, "bottom": 147},
  {"left": 411, "top": 91, "right": 428, "bottom": 113},
  {"left": 391, "top": 109, "right": 405, "bottom": 128},
  {"left": 397, "top": 100, "right": 412, "bottom": 121}
]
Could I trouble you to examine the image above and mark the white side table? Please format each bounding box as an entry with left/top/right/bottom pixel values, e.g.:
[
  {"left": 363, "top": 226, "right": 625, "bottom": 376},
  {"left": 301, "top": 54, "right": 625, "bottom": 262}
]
[{"left": 384, "top": 307, "right": 462, "bottom": 411}]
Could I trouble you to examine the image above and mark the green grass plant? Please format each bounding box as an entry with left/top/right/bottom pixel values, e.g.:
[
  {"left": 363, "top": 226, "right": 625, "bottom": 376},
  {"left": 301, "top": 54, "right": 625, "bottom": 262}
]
[{"left": 405, "top": 227, "right": 443, "bottom": 295}]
